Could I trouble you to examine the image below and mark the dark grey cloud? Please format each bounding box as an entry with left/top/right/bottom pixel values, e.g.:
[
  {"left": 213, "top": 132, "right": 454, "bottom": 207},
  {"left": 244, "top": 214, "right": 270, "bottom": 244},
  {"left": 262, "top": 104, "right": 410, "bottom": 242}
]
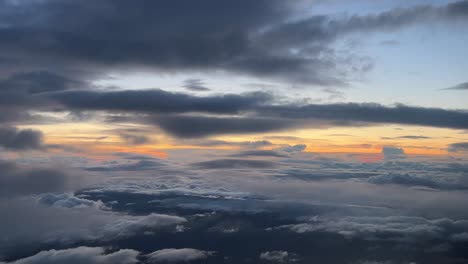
[
  {"left": 0, "top": 1, "right": 467, "bottom": 133},
  {"left": 0, "top": 0, "right": 466, "bottom": 85},
  {"left": 54, "top": 89, "right": 271, "bottom": 114},
  {"left": 149, "top": 101, "right": 468, "bottom": 137},
  {"left": 119, "top": 134, "right": 151, "bottom": 145},
  {"left": 156, "top": 115, "right": 294, "bottom": 138},
  {"left": 181, "top": 139, "right": 273, "bottom": 148},
  {"left": 0, "top": 0, "right": 307, "bottom": 82},
  {"left": 48, "top": 88, "right": 468, "bottom": 137},
  {"left": 0, "top": 160, "right": 91, "bottom": 197},
  {"left": 0, "top": 71, "right": 75, "bottom": 124},
  {"left": 53, "top": 88, "right": 468, "bottom": 137},
  {"left": 182, "top": 79, "right": 210, "bottom": 92},
  {"left": 448, "top": 142, "right": 468, "bottom": 152},
  {"left": 381, "top": 135, "right": 432, "bottom": 140},
  {"left": 443, "top": 82, "right": 468, "bottom": 90},
  {"left": 192, "top": 159, "right": 276, "bottom": 169},
  {"left": 0, "top": 71, "right": 83, "bottom": 94},
  {"left": 260, "top": 103, "right": 468, "bottom": 130},
  {"left": 0, "top": 126, "right": 43, "bottom": 150},
  {"left": 0, "top": 71, "right": 80, "bottom": 111}
]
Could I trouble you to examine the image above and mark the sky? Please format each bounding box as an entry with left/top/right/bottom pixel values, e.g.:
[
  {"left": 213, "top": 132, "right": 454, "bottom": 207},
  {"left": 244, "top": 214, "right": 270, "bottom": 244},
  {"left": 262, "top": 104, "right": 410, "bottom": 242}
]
[{"left": 1, "top": 0, "right": 468, "bottom": 263}]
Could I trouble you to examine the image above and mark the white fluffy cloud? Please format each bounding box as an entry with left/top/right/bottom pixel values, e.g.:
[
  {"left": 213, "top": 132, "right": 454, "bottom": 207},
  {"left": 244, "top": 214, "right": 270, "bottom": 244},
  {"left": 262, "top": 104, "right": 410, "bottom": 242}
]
[
  {"left": 259, "top": 251, "right": 290, "bottom": 262},
  {"left": 276, "top": 215, "right": 468, "bottom": 243},
  {"left": 99, "top": 213, "right": 187, "bottom": 240},
  {"left": 146, "top": 248, "right": 214, "bottom": 263},
  {"left": 0, "top": 247, "right": 140, "bottom": 264},
  {"left": 0, "top": 197, "right": 186, "bottom": 255},
  {"left": 37, "top": 193, "right": 107, "bottom": 209}
]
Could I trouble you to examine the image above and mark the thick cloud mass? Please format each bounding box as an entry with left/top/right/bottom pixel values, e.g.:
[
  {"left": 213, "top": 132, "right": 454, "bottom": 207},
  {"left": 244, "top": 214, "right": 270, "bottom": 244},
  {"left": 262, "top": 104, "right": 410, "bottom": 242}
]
[
  {"left": 0, "top": 1, "right": 466, "bottom": 137},
  {"left": 50, "top": 88, "right": 468, "bottom": 137},
  {"left": 0, "top": 0, "right": 300, "bottom": 81},
  {"left": 0, "top": 161, "right": 90, "bottom": 197},
  {"left": 0, "top": 71, "right": 83, "bottom": 94},
  {"left": 154, "top": 102, "right": 468, "bottom": 137},
  {"left": 0, "top": 196, "right": 187, "bottom": 256},
  {"left": 0, "top": 0, "right": 466, "bottom": 84},
  {"left": 260, "top": 103, "right": 468, "bottom": 130},
  {"left": 54, "top": 90, "right": 271, "bottom": 114},
  {"left": 156, "top": 115, "right": 293, "bottom": 138}
]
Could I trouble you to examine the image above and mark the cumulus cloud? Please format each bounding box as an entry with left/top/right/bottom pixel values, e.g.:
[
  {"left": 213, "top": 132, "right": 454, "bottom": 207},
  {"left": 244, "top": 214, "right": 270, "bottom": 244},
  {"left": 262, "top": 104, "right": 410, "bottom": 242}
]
[
  {"left": 0, "top": 196, "right": 186, "bottom": 256},
  {"left": 382, "top": 146, "right": 405, "bottom": 159},
  {"left": 99, "top": 213, "right": 187, "bottom": 239},
  {"left": 278, "top": 216, "right": 468, "bottom": 243},
  {"left": 37, "top": 193, "right": 106, "bottom": 209},
  {"left": 259, "top": 251, "right": 290, "bottom": 263},
  {"left": 451, "top": 232, "right": 468, "bottom": 242},
  {"left": 0, "top": 247, "right": 140, "bottom": 264},
  {"left": 146, "top": 248, "right": 214, "bottom": 263}
]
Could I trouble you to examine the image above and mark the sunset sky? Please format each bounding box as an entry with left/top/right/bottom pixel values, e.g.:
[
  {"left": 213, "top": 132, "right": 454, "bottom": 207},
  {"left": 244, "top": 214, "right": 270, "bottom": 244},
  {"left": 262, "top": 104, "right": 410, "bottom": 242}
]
[{"left": 1, "top": 1, "right": 468, "bottom": 264}]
